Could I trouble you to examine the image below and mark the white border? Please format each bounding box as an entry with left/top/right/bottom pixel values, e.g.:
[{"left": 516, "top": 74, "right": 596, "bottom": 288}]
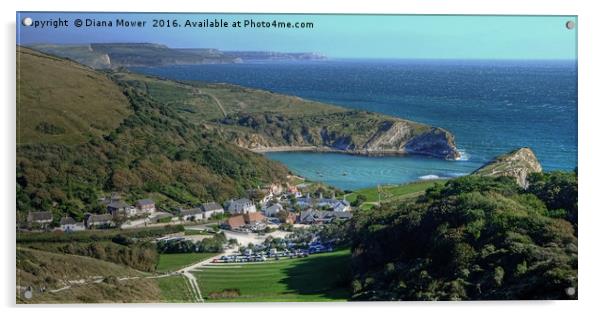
[{"left": 3, "top": 1, "right": 601, "bottom": 315}]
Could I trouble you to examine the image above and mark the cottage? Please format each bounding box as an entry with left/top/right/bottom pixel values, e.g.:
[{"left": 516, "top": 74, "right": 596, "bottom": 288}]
[
  {"left": 107, "top": 200, "right": 130, "bottom": 217},
  {"left": 180, "top": 208, "right": 204, "bottom": 221},
  {"left": 27, "top": 211, "right": 53, "bottom": 226},
  {"left": 299, "top": 209, "right": 323, "bottom": 224},
  {"left": 225, "top": 214, "right": 246, "bottom": 230},
  {"left": 264, "top": 203, "right": 284, "bottom": 217},
  {"left": 297, "top": 193, "right": 313, "bottom": 208},
  {"left": 84, "top": 213, "right": 114, "bottom": 229},
  {"left": 244, "top": 212, "right": 266, "bottom": 225},
  {"left": 227, "top": 198, "right": 256, "bottom": 214},
  {"left": 299, "top": 209, "right": 352, "bottom": 224},
  {"left": 333, "top": 200, "right": 351, "bottom": 212},
  {"left": 59, "top": 217, "right": 85, "bottom": 232},
  {"left": 201, "top": 202, "right": 224, "bottom": 218},
  {"left": 135, "top": 199, "right": 156, "bottom": 214}
]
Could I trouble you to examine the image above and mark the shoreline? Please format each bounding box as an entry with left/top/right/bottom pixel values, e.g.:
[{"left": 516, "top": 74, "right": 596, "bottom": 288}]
[{"left": 249, "top": 145, "right": 455, "bottom": 160}]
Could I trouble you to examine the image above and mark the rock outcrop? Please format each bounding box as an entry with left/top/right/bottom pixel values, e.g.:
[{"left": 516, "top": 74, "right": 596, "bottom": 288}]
[
  {"left": 222, "top": 112, "right": 460, "bottom": 160},
  {"left": 473, "top": 147, "right": 543, "bottom": 188}
]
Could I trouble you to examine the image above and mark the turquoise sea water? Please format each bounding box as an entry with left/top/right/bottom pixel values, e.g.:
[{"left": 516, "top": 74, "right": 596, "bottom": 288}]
[{"left": 133, "top": 60, "right": 577, "bottom": 190}]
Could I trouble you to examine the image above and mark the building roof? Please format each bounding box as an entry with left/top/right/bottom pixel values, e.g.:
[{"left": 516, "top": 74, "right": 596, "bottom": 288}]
[
  {"left": 244, "top": 212, "right": 266, "bottom": 223},
  {"left": 202, "top": 202, "right": 223, "bottom": 212},
  {"left": 231, "top": 198, "right": 252, "bottom": 205},
  {"left": 86, "top": 213, "right": 114, "bottom": 223},
  {"left": 107, "top": 201, "right": 129, "bottom": 209},
  {"left": 28, "top": 211, "right": 53, "bottom": 222},
  {"left": 266, "top": 203, "right": 283, "bottom": 212},
  {"left": 226, "top": 215, "right": 246, "bottom": 228},
  {"left": 136, "top": 199, "right": 155, "bottom": 206},
  {"left": 180, "top": 208, "right": 203, "bottom": 216},
  {"left": 59, "top": 217, "right": 77, "bottom": 225},
  {"left": 331, "top": 211, "right": 353, "bottom": 219}
]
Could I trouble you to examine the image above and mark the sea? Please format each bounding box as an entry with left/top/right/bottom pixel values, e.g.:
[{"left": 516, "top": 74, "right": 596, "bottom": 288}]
[{"left": 132, "top": 59, "right": 578, "bottom": 190}]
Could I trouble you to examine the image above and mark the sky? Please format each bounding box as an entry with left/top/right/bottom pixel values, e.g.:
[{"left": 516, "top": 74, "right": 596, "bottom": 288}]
[{"left": 16, "top": 12, "right": 577, "bottom": 60}]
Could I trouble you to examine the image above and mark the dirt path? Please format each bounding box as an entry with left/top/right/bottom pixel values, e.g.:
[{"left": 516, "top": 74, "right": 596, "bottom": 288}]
[
  {"left": 176, "top": 250, "right": 234, "bottom": 303},
  {"left": 194, "top": 88, "right": 227, "bottom": 118}
]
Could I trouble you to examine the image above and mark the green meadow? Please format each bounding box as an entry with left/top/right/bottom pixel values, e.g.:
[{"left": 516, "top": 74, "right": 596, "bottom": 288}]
[
  {"left": 194, "top": 249, "right": 351, "bottom": 302},
  {"left": 156, "top": 253, "right": 218, "bottom": 273},
  {"left": 346, "top": 179, "right": 446, "bottom": 210}
]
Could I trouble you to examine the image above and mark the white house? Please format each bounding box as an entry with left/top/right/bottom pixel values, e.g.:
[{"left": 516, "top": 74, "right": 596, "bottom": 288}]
[
  {"left": 59, "top": 217, "right": 85, "bottom": 232},
  {"left": 180, "top": 208, "right": 204, "bottom": 221},
  {"left": 135, "top": 199, "right": 156, "bottom": 214},
  {"left": 264, "top": 203, "right": 284, "bottom": 217},
  {"left": 227, "top": 198, "right": 257, "bottom": 214},
  {"left": 201, "top": 202, "right": 224, "bottom": 218}
]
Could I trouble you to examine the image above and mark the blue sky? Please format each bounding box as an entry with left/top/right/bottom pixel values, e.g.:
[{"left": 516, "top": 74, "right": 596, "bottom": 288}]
[{"left": 17, "top": 12, "right": 577, "bottom": 60}]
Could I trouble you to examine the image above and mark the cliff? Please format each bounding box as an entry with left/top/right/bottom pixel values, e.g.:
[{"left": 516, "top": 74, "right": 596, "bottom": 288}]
[
  {"left": 473, "top": 147, "right": 543, "bottom": 188},
  {"left": 27, "top": 43, "right": 326, "bottom": 68},
  {"left": 219, "top": 112, "right": 460, "bottom": 159}
]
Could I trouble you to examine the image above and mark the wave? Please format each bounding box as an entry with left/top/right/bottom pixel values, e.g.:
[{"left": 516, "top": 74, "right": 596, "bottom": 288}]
[
  {"left": 419, "top": 174, "right": 441, "bottom": 180},
  {"left": 455, "top": 149, "right": 470, "bottom": 161}
]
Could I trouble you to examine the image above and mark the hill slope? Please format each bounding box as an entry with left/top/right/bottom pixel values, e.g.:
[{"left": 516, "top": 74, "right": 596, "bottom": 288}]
[
  {"left": 114, "top": 72, "right": 460, "bottom": 159},
  {"left": 17, "top": 47, "right": 131, "bottom": 144},
  {"left": 17, "top": 247, "right": 161, "bottom": 303},
  {"left": 16, "top": 47, "right": 289, "bottom": 220},
  {"left": 350, "top": 174, "right": 577, "bottom": 300}
]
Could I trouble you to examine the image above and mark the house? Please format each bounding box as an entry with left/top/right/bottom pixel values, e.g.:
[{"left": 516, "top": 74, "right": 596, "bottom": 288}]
[
  {"left": 107, "top": 200, "right": 130, "bottom": 217},
  {"left": 59, "top": 217, "right": 85, "bottom": 232},
  {"left": 264, "top": 203, "right": 283, "bottom": 217},
  {"left": 297, "top": 193, "right": 313, "bottom": 208},
  {"left": 135, "top": 199, "right": 156, "bottom": 214},
  {"left": 299, "top": 210, "right": 353, "bottom": 224},
  {"left": 27, "top": 211, "right": 53, "bottom": 226},
  {"left": 224, "top": 212, "right": 266, "bottom": 230},
  {"left": 227, "top": 198, "right": 257, "bottom": 214},
  {"left": 333, "top": 200, "right": 351, "bottom": 212},
  {"left": 201, "top": 202, "right": 224, "bottom": 218},
  {"left": 180, "top": 208, "right": 204, "bottom": 221},
  {"left": 225, "top": 214, "right": 246, "bottom": 230},
  {"left": 243, "top": 212, "right": 266, "bottom": 225},
  {"left": 299, "top": 209, "right": 323, "bottom": 224},
  {"left": 84, "top": 213, "right": 114, "bottom": 229}
]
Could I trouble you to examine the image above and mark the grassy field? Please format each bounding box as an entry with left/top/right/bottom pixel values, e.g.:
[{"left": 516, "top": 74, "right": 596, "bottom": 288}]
[
  {"left": 346, "top": 179, "right": 446, "bottom": 208},
  {"left": 156, "top": 275, "right": 196, "bottom": 302},
  {"left": 17, "top": 247, "right": 161, "bottom": 303},
  {"left": 17, "top": 47, "right": 131, "bottom": 145},
  {"left": 156, "top": 253, "right": 218, "bottom": 272},
  {"left": 194, "top": 249, "right": 351, "bottom": 302},
  {"left": 113, "top": 71, "right": 345, "bottom": 121}
]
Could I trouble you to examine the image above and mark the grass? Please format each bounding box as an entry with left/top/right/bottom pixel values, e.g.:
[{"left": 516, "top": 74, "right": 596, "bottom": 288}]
[
  {"left": 346, "top": 179, "right": 446, "bottom": 206},
  {"left": 16, "top": 247, "right": 161, "bottom": 303},
  {"left": 17, "top": 47, "right": 131, "bottom": 145},
  {"left": 156, "top": 275, "right": 196, "bottom": 302},
  {"left": 156, "top": 253, "right": 218, "bottom": 272},
  {"left": 195, "top": 249, "right": 351, "bottom": 302}
]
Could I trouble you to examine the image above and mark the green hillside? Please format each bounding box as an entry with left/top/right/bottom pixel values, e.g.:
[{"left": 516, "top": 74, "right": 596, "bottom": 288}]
[
  {"left": 350, "top": 173, "right": 578, "bottom": 300},
  {"left": 17, "top": 47, "right": 131, "bottom": 145},
  {"left": 16, "top": 247, "right": 161, "bottom": 303},
  {"left": 16, "top": 47, "right": 289, "bottom": 220},
  {"left": 113, "top": 71, "right": 459, "bottom": 159}
]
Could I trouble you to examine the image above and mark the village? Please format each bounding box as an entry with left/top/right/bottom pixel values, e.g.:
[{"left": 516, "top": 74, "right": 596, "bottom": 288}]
[{"left": 22, "top": 181, "right": 353, "bottom": 235}]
